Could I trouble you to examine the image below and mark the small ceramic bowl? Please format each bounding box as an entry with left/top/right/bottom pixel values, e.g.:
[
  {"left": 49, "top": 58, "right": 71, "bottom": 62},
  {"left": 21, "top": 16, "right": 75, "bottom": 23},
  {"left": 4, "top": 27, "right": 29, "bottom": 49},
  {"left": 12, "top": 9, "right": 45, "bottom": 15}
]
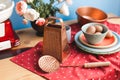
[{"left": 81, "top": 23, "right": 108, "bottom": 44}]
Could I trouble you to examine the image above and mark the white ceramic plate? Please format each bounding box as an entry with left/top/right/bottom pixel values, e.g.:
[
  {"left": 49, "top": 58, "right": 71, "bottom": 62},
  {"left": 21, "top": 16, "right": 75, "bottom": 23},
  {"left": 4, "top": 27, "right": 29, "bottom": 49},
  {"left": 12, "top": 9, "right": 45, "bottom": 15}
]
[{"left": 74, "top": 31, "right": 120, "bottom": 55}]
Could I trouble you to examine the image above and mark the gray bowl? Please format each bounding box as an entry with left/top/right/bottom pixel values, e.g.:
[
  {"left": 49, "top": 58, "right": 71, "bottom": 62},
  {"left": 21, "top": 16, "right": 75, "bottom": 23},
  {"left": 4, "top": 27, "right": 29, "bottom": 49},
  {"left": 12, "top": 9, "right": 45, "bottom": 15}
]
[{"left": 81, "top": 23, "right": 108, "bottom": 44}]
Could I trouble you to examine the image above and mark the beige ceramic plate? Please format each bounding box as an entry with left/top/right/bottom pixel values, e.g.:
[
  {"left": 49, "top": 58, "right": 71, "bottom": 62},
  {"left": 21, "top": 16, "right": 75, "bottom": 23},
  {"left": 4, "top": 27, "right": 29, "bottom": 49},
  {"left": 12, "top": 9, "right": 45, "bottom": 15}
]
[{"left": 79, "top": 33, "right": 117, "bottom": 49}]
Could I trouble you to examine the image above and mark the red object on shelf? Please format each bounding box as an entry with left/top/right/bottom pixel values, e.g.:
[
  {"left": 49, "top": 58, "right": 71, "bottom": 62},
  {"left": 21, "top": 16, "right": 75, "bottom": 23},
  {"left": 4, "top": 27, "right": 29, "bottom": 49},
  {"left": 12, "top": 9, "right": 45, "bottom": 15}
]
[{"left": 0, "top": 19, "right": 20, "bottom": 51}]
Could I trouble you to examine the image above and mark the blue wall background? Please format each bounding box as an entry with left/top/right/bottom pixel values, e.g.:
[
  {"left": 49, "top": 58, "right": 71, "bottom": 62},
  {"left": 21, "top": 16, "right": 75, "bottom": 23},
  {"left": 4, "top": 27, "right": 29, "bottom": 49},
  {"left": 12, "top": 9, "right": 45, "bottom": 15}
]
[{"left": 10, "top": 0, "right": 120, "bottom": 30}]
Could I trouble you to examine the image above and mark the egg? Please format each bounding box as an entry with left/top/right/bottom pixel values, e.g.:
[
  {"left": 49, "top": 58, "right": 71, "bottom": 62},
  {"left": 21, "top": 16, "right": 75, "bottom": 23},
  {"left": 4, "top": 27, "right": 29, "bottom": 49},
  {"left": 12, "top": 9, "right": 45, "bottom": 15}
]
[
  {"left": 94, "top": 32, "right": 102, "bottom": 35},
  {"left": 95, "top": 25, "right": 103, "bottom": 32},
  {"left": 86, "top": 26, "right": 96, "bottom": 34},
  {"left": 106, "top": 30, "right": 113, "bottom": 38}
]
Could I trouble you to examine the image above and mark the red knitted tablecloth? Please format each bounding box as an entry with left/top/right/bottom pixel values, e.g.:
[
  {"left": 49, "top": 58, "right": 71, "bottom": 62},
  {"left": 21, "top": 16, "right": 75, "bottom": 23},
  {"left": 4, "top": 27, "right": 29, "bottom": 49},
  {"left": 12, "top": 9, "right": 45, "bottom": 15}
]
[{"left": 11, "top": 22, "right": 120, "bottom": 80}]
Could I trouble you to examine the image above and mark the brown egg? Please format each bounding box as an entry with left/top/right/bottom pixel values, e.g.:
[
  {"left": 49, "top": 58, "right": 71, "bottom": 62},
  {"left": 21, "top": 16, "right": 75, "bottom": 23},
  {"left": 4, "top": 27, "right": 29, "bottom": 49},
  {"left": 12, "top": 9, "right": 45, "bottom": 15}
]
[
  {"left": 106, "top": 30, "right": 113, "bottom": 38},
  {"left": 94, "top": 32, "right": 102, "bottom": 35},
  {"left": 95, "top": 25, "right": 103, "bottom": 32},
  {"left": 86, "top": 26, "right": 96, "bottom": 34}
]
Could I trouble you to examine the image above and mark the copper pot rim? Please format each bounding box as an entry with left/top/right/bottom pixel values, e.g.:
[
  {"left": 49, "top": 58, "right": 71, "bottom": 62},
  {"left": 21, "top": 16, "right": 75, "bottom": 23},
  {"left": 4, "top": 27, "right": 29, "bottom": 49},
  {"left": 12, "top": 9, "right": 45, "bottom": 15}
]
[{"left": 76, "top": 6, "right": 108, "bottom": 22}]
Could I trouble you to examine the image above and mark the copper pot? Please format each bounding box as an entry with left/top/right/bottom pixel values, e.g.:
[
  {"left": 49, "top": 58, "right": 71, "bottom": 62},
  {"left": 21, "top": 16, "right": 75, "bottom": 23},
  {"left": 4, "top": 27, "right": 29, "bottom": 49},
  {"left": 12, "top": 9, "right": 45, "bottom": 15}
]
[{"left": 76, "top": 6, "right": 108, "bottom": 26}]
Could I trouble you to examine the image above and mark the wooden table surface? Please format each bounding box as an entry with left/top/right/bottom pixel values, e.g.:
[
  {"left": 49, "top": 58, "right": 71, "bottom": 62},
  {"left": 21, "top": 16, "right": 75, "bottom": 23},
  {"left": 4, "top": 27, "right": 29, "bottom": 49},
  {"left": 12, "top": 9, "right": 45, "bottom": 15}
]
[
  {"left": 0, "top": 20, "right": 77, "bottom": 80},
  {"left": 0, "top": 14, "right": 118, "bottom": 80}
]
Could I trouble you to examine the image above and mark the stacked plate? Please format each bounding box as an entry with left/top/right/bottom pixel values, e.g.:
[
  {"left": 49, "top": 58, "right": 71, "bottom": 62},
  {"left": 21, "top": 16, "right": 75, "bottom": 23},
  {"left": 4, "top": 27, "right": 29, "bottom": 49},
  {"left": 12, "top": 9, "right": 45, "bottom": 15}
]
[{"left": 74, "top": 31, "right": 120, "bottom": 55}]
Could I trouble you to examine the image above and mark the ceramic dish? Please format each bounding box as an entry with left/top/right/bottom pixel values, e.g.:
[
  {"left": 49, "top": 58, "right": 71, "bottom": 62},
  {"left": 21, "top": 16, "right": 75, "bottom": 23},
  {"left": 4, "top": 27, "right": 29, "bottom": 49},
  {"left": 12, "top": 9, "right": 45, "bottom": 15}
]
[
  {"left": 74, "top": 31, "right": 120, "bottom": 55},
  {"left": 79, "top": 33, "right": 117, "bottom": 49}
]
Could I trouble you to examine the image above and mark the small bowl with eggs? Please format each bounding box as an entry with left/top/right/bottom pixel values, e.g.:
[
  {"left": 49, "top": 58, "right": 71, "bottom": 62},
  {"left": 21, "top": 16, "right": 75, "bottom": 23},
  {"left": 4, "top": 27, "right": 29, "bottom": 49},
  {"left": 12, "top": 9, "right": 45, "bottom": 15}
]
[{"left": 81, "top": 23, "right": 109, "bottom": 44}]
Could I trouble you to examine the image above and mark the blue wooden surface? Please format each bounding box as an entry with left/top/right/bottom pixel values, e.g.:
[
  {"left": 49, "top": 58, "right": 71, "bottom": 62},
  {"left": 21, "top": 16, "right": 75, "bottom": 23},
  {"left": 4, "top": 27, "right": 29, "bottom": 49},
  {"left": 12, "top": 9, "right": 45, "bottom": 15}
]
[{"left": 10, "top": 0, "right": 120, "bottom": 30}]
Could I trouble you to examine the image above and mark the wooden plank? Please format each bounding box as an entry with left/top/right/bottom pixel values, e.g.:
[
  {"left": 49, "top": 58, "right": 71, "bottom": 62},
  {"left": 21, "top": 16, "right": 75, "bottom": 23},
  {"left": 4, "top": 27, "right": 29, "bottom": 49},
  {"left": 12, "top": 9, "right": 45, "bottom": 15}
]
[{"left": 0, "top": 58, "right": 46, "bottom": 80}]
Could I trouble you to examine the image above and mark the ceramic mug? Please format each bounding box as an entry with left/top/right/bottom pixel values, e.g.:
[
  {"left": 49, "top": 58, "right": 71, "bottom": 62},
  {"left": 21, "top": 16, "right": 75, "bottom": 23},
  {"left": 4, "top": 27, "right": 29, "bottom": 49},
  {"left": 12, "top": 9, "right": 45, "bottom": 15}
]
[{"left": 66, "top": 25, "right": 71, "bottom": 43}]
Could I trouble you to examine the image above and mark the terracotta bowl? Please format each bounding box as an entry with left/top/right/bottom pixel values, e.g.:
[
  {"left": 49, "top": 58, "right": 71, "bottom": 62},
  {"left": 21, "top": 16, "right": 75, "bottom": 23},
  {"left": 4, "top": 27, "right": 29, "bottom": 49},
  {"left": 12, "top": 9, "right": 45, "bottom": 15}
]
[{"left": 76, "top": 6, "right": 108, "bottom": 26}]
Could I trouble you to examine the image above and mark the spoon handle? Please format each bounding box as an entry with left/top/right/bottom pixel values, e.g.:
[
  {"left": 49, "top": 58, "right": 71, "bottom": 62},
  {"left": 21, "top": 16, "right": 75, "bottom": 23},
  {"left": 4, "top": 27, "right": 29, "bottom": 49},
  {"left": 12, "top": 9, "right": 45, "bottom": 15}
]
[
  {"left": 83, "top": 62, "right": 110, "bottom": 68},
  {"left": 61, "top": 62, "right": 110, "bottom": 68}
]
